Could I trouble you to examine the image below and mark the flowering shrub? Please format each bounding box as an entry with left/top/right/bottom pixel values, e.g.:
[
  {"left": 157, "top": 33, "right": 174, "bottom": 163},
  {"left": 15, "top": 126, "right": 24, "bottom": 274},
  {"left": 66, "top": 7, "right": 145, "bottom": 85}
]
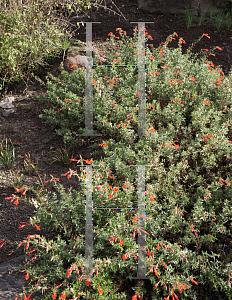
[{"left": 13, "top": 28, "right": 232, "bottom": 299}]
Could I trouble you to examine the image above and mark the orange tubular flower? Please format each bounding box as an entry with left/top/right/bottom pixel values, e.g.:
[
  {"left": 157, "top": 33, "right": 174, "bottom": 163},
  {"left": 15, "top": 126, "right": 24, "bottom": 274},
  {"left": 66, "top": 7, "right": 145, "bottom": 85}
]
[
  {"left": 156, "top": 243, "right": 161, "bottom": 250},
  {"left": 133, "top": 215, "right": 137, "bottom": 222},
  {"left": 189, "top": 277, "right": 198, "bottom": 285},
  {"left": 33, "top": 223, "right": 40, "bottom": 230},
  {"left": 155, "top": 280, "right": 161, "bottom": 288},
  {"left": 83, "top": 158, "right": 92, "bottom": 164},
  {"left": 119, "top": 239, "right": 124, "bottom": 246},
  {"left": 162, "top": 260, "right": 167, "bottom": 269},
  {"left": 203, "top": 33, "right": 210, "bottom": 38},
  {"left": 122, "top": 252, "right": 128, "bottom": 260},
  {"left": 85, "top": 280, "right": 91, "bottom": 286},
  {"left": 147, "top": 248, "right": 151, "bottom": 256},
  {"left": 150, "top": 194, "right": 155, "bottom": 202},
  {"left": 131, "top": 252, "right": 138, "bottom": 259},
  {"left": 132, "top": 293, "right": 138, "bottom": 300},
  {"left": 177, "top": 281, "right": 186, "bottom": 290},
  {"left": 173, "top": 291, "right": 179, "bottom": 299},
  {"left": 98, "top": 283, "right": 104, "bottom": 295}
]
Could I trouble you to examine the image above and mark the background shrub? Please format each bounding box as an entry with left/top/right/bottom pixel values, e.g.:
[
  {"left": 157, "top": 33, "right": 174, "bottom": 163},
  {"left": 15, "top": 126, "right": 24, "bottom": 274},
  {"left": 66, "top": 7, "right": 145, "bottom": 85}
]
[{"left": 0, "top": 0, "right": 93, "bottom": 97}]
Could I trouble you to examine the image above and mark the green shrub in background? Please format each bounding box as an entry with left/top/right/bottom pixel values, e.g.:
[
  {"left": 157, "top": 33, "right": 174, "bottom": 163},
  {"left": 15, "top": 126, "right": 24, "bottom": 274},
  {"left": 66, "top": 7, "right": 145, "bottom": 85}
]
[
  {"left": 0, "top": 0, "right": 93, "bottom": 97},
  {"left": 184, "top": 9, "right": 195, "bottom": 28},
  {"left": 224, "top": 0, "right": 232, "bottom": 17},
  {"left": 0, "top": 136, "right": 15, "bottom": 169},
  {"left": 13, "top": 28, "right": 232, "bottom": 300},
  {"left": 184, "top": 5, "right": 232, "bottom": 31}
]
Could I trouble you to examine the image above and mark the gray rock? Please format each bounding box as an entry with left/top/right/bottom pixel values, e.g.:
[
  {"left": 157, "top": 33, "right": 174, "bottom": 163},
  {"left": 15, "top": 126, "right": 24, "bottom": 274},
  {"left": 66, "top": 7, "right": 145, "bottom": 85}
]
[
  {"left": 0, "top": 94, "right": 31, "bottom": 117},
  {"left": 16, "top": 94, "right": 30, "bottom": 102},
  {"left": 63, "top": 55, "right": 90, "bottom": 72},
  {"left": 2, "top": 108, "right": 17, "bottom": 117},
  {"left": 0, "top": 97, "right": 15, "bottom": 109},
  {"left": 0, "top": 96, "right": 17, "bottom": 116}
]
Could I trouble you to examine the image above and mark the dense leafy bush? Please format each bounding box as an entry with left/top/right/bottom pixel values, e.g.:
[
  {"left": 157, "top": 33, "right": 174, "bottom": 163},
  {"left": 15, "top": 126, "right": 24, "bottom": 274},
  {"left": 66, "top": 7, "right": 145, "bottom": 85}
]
[
  {"left": 16, "top": 28, "right": 232, "bottom": 299},
  {"left": 0, "top": 0, "right": 93, "bottom": 96}
]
